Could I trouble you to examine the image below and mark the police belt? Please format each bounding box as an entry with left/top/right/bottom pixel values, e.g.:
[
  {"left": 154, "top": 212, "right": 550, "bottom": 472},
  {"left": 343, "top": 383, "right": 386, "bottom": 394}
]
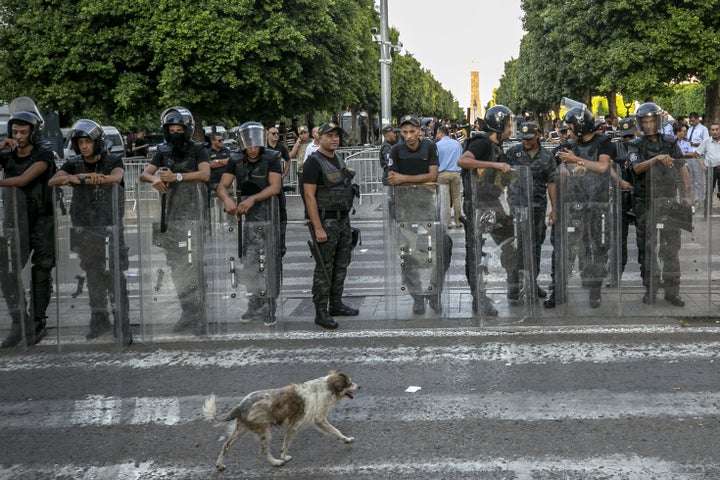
[{"left": 319, "top": 209, "right": 349, "bottom": 220}]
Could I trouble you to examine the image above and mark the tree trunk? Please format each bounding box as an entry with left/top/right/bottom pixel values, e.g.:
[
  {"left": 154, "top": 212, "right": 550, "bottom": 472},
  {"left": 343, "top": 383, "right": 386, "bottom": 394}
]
[
  {"left": 607, "top": 90, "right": 617, "bottom": 118},
  {"left": 705, "top": 75, "right": 720, "bottom": 125},
  {"left": 192, "top": 113, "right": 205, "bottom": 142}
]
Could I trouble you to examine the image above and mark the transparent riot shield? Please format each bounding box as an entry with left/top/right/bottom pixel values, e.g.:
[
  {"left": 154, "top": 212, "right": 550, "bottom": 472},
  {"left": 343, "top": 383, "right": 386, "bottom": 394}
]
[
  {"left": 207, "top": 195, "right": 281, "bottom": 332},
  {"left": 469, "top": 165, "right": 535, "bottom": 323},
  {"left": 628, "top": 160, "right": 711, "bottom": 319},
  {"left": 384, "top": 184, "right": 449, "bottom": 320},
  {"left": 0, "top": 187, "right": 34, "bottom": 349},
  {"left": 556, "top": 162, "right": 621, "bottom": 320},
  {"left": 54, "top": 184, "right": 131, "bottom": 346},
  {"left": 137, "top": 180, "right": 208, "bottom": 339}
]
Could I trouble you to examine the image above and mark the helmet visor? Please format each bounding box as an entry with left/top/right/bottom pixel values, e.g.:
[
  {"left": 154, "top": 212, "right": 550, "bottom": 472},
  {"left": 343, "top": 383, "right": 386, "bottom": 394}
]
[{"left": 237, "top": 125, "right": 267, "bottom": 150}]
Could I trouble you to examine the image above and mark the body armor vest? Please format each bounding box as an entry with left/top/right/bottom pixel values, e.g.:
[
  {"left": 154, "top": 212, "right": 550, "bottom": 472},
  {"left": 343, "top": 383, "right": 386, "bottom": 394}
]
[
  {"left": 68, "top": 154, "right": 124, "bottom": 226},
  {"left": 566, "top": 134, "right": 610, "bottom": 203},
  {"left": 157, "top": 142, "right": 203, "bottom": 173},
  {"left": 629, "top": 135, "right": 680, "bottom": 199},
  {"left": 315, "top": 154, "right": 355, "bottom": 211},
  {"left": 234, "top": 150, "right": 277, "bottom": 197}
]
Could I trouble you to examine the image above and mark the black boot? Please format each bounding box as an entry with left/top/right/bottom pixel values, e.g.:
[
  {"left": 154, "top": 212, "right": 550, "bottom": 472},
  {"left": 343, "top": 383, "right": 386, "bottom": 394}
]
[
  {"left": 173, "top": 309, "right": 198, "bottom": 332},
  {"left": 314, "top": 305, "right": 338, "bottom": 329},
  {"left": 472, "top": 294, "right": 497, "bottom": 316},
  {"left": 33, "top": 317, "right": 48, "bottom": 345},
  {"left": 589, "top": 287, "right": 601, "bottom": 308},
  {"left": 543, "top": 290, "right": 565, "bottom": 309},
  {"left": 241, "top": 297, "right": 266, "bottom": 322},
  {"left": 329, "top": 300, "right": 359, "bottom": 316},
  {"left": 264, "top": 299, "right": 278, "bottom": 327},
  {"left": 412, "top": 296, "right": 426, "bottom": 315},
  {"left": 87, "top": 312, "right": 112, "bottom": 339}
]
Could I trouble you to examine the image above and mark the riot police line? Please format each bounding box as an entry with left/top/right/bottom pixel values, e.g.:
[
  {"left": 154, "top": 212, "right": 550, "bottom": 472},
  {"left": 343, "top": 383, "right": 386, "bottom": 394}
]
[{"left": 1, "top": 101, "right": 718, "bottom": 349}]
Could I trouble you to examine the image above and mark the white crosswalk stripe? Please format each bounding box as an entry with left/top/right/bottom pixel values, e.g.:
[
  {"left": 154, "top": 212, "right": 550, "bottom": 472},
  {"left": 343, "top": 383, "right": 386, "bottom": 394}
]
[{"left": 2, "top": 327, "right": 720, "bottom": 479}]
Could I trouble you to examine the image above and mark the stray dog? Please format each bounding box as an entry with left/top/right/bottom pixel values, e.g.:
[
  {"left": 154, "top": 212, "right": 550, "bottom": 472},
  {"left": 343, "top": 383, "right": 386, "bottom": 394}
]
[{"left": 203, "top": 370, "right": 359, "bottom": 470}]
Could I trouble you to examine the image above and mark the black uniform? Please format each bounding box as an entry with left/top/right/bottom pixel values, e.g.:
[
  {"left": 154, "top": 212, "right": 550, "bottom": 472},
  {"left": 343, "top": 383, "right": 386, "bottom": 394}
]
[
  {"left": 224, "top": 150, "right": 283, "bottom": 322},
  {"left": 207, "top": 144, "right": 231, "bottom": 187},
  {"left": 505, "top": 142, "right": 556, "bottom": 292},
  {"left": 461, "top": 133, "right": 517, "bottom": 313},
  {"left": 388, "top": 139, "right": 451, "bottom": 312},
  {"left": 607, "top": 140, "right": 635, "bottom": 286},
  {"left": 59, "top": 153, "right": 131, "bottom": 344},
  {"left": 150, "top": 141, "right": 210, "bottom": 332},
  {"left": 303, "top": 151, "right": 356, "bottom": 310},
  {"left": 0, "top": 144, "right": 55, "bottom": 347},
  {"left": 628, "top": 135, "right": 686, "bottom": 300},
  {"left": 555, "top": 133, "right": 614, "bottom": 305}
]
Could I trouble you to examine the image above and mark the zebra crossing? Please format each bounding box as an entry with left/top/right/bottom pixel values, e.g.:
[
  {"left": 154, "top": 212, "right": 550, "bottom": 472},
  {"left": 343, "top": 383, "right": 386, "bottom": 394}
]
[{"left": 2, "top": 326, "right": 720, "bottom": 479}]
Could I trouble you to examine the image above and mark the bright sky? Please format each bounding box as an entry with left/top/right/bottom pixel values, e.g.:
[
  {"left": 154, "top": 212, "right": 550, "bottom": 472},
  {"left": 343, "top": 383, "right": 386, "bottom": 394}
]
[{"left": 383, "top": 0, "right": 525, "bottom": 114}]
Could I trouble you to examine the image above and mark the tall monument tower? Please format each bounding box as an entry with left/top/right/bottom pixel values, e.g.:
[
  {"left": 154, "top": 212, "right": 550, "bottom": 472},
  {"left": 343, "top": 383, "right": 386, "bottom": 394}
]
[{"left": 470, "top": 60, "right": 482, "bottom": 121}]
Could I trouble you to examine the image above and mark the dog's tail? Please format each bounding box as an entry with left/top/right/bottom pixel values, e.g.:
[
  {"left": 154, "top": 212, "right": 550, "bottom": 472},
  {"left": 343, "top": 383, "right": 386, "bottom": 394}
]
[{"left": 203, "top": 394, "right": 224, "bottom": 423}]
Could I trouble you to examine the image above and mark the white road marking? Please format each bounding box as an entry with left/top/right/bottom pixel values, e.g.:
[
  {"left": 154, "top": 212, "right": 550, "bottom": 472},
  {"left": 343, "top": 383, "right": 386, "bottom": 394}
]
[
  {"left": 71, "top": 394, "right": 121, "bottom": 426},
  {"left": 0, "top": 455, "right": 716, "bottom": 479},
  {"left": 2, "top": 390, "right": 719, "bottom": 429},
  {"left": 131, "top": 397, "right": 179, "bottom": 426},
  {"left": 1, "top": 329, "right": 719, "bottom": 372}
]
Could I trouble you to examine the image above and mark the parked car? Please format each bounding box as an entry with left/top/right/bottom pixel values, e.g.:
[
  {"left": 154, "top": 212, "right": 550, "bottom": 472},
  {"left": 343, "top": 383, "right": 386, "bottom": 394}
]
[
  {"left": 145, "top": 132, "right": 166, "bottom": 157},
  {"left": 103, "top": 126, "right": 125, "bottom": 156}
]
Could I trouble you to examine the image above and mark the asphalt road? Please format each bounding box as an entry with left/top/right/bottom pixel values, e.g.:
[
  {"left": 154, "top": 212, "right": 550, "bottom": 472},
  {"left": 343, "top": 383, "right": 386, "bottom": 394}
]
[{"left": 2, "top": 325, "right": 720, "bottom": 479}]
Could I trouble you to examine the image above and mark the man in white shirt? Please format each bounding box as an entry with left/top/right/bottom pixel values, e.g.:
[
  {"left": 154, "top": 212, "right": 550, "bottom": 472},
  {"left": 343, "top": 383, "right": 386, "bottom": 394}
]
[
  {"left": 686, "top": 112, "right": 709, "bottom": 152},
  {"left": 696, "top": 123, "right": 720, "bottom": 218}
]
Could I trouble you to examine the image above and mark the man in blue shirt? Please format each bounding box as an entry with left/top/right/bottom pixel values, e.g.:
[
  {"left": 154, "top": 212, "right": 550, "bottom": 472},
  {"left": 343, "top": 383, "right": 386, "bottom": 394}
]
[{"left": 435, "top": 125, "right": 463, "bottom": 228}]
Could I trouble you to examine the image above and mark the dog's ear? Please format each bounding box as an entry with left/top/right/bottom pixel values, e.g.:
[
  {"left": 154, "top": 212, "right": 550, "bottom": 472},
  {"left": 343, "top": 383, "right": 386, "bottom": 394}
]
[
  {"left": 327, "top": 369, "right": 338, "bottom": 376},
  {"left": 327, "top": 371, "right": 350, "bottom": 395}
]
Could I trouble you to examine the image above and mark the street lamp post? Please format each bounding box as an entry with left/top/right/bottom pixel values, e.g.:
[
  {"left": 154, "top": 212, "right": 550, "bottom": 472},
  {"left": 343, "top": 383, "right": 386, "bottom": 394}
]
[{"left": 373, "top": 0, "right": 401, "bottom": 130}]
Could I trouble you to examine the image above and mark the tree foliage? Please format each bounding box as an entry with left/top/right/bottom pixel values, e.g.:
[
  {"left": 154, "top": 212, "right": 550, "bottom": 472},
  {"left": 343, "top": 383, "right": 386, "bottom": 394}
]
[
  {"left": 0, "top": 0, "right": 460, "bottom": 131},
  {"left": 508, "top": 0, "right": 720, "bottom": 123}
]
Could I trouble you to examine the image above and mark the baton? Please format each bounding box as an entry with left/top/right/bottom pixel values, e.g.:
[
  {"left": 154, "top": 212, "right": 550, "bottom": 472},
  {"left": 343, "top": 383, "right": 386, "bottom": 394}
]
[
  {"left": 160, "top": 193, "right": 168, "bottom": 233},
  {"left": 306, "top": 221, "right": 332, "bottom": 285}
]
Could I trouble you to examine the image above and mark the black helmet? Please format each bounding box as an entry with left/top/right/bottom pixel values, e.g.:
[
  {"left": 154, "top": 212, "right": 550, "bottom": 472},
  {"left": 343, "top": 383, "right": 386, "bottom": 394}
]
[
  {"left": 634, "top": 102, "right": 663, "bottom": 136},
  {"left": 160, "top": 106, "right": 194, "bottom": 142},
  {"left": 7, "top": 111, "right": 43, "bottom": 144},
  {"left": 484, "top": 105, "right": 513, "bottom": 133},
  {"left": 563, "top": 107, "right": 597, "bottom": 136},
  {"left": 237, "top": 121, "right": 267, "bottom": 151},
  {"left": 69, "top": 119, "right": 105, "bottom": 155}
]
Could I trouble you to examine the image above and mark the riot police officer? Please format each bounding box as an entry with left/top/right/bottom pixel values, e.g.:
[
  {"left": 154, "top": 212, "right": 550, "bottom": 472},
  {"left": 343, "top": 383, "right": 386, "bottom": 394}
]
[
  {"left": 302, "top": 122, "right": 359, "bottom": 329},
  {"left": 216, "top": 122, "right": 283, "bottom": 326},
  {"left": 0, "top": 111, "right": 55, "bottom": 348},
  {"left": 457, "top": 105, "right": 516, "bottom": 316},
  {"left": 139, "top": 107, "right": 211, "bottom": 333},
  {"left": 387, "top": 114, "right": 451, "bottom": 315},
  {"left": 554, "top": 107, "right": 613, "bottom": 308},
  {"left": 505, "top": 122, "right": 557, "bottom": 300},
  {"left": 628, "top": 102, "right": 690, "bottom": 306},
  {"left": 49, "top": 119, "right": 132, "bottom": 345}
]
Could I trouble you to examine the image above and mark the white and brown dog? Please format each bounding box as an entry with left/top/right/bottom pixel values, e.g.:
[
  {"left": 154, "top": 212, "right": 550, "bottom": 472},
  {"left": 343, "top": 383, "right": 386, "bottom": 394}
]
[{"left": 203, "top": 370, "right": 359, "bottom": 470}]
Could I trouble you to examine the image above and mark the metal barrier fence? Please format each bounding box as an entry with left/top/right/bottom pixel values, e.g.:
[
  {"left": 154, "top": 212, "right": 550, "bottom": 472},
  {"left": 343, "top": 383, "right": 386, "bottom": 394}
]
[{"left": 121, "top": 143, "right": 561, "bottom": 201}]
